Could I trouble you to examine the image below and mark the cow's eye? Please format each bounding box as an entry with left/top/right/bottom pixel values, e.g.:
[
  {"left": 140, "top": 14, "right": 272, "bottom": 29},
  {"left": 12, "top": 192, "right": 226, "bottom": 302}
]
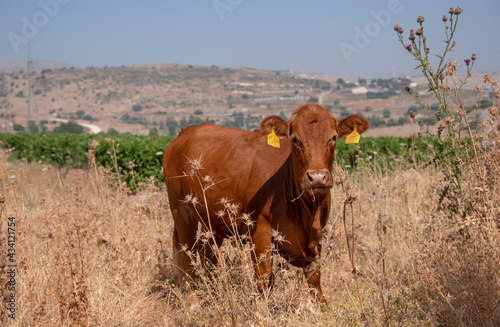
[{"left": 332, "top": 135, "right": 337, "bottom": 141}]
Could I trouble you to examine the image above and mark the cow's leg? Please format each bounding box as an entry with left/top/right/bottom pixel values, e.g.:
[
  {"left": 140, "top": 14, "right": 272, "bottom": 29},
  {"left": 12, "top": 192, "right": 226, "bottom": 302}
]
[
  {"left": 171, "top": 207, "right": 199, "bottom": 288},
  {"left": 251, "top": 215, "right": 273, "bottom": 294},
  {"left": 171, "top": 205, "right": 213, "bottom": 307},
  {"left": 198, "top": 228, "right": 224, "bottom": 274},
  {"left": 302, "top": 259, "right": 328, "bottom": 305}
]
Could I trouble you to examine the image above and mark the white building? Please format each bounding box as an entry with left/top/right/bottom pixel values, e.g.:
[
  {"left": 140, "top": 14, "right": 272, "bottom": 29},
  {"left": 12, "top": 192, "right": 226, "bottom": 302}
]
[{"left": 351, "top": 86, "right": 368, "bottom": 95}]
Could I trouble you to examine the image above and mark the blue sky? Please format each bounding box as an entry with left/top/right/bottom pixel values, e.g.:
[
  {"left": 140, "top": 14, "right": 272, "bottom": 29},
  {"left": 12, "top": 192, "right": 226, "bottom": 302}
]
[{"left": 1, "top": 0, "right": 499, "bottom": 78}]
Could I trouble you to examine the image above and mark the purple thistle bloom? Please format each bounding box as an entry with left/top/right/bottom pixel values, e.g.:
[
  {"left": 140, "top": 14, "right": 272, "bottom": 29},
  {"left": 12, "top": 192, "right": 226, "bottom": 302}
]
[
  {"left": 409, "top": 110, "right": 416, "bottom": 118},
  {"left": 405, "top": 44, "right": 412, "bottom": 52},
  {"left": 425, "top": 47, "right": 430, "bottom": 54},
  {"left": 442, "top": 169, "right": 446, "bottom": 174},
  {"left": 464, "top": 58, "right": 471, "bottom": 66},
  {"left": 409, "top": 29, "right": 415, "bottom": 41},
  {"left": 417, "top": 131, "right": 422, "bottom": 138},
  {"left": 452, "top": 41, "right": 456, "bottom": 47}
]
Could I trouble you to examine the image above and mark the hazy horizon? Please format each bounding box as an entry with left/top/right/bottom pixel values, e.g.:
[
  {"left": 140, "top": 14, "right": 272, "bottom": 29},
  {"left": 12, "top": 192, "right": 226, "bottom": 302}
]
[{"left": 1, "top": 1, "right": 499, "bottom": 78}]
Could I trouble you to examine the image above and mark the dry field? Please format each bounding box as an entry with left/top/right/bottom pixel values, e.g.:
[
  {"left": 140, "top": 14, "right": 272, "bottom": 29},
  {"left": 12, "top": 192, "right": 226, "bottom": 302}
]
[{"left": 0, "top": 125, "right": 499, "bottom": 327}]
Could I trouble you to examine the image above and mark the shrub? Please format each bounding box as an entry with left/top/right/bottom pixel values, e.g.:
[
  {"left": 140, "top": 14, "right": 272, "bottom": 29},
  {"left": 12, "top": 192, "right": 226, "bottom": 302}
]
[{"left": 53, "top": 121, "right": 85, "bottom": 134}]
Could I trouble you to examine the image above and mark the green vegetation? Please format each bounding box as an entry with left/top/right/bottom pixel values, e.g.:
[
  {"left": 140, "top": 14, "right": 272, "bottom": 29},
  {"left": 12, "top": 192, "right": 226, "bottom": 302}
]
[
  {"left": 0, "top": 131, "right": 442, "bottom": 191},
  {"left": 336, "top": 135, "right": 434, "bottom": 168},
  {"left": 0, "top": 133, "right": 174, "bottom": 191},
  {"left": 53, "top": 121, "right": 84, "bottom": 134},
  {"left": 132, "top": 104, "right": 143, "bottom": 112},
  {"left": 75, "top": 110, "right": 85, "bottom": 118},
  {"left": 366, "top": 91, "right": 397, "bottom": 99}
]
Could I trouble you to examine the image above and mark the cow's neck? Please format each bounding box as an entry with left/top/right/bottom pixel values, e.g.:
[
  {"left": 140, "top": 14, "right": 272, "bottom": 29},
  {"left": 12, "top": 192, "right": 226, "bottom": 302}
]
[{"left": 282, "top": 155, "right": 329, "bottom": 252}]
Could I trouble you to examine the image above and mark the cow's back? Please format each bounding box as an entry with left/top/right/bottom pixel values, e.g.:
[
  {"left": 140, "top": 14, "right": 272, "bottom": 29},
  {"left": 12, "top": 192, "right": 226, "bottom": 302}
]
[{"left": 163, "top": 123, "right": 290, "bottom": 234}]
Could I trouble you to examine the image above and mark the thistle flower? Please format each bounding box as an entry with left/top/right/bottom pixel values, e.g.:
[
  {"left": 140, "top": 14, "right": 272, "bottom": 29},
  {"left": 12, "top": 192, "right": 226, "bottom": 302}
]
[
  {"left": 442, "top": 15, "right": 448, "bottom": 22},
  {"left": 471, "top": 53, "right": 476, "bottom": 61},
  {"left": 416, "top": 29, "right": 423, "bottom": 36},
  {"left": 464, "top": 58, "right": 471, "bottom": 66},
  {"left": 454, "top": 7, "right": 462, "bottom": 15},
  {"left": 425, "top": 47, "right": 430, "bottom": 54},
  {"left": 398, "top": 27, "right": 403, "bottom": 34},
  {"left": 417, "top": 131, "right": 422, "bottom": 138},
  {"left": 394, "top": 24, "right": 401, "bottom": 31},
  {"left": 439, "top": 73, "right": 445, "bottom": 81},
  {"left": 405, "top": 44, "right": 412, "bottom": 52},
  {"left": 404, "top": 85, "right": 411, "bottom": 91},
  {"left": 452, "top": 41, "right": 456, "bottom": 47},
  {"left": 449, "top": 7, "right": 454, "bottom": 14},
  {"left": 409, "top": 30, "right": 415, "bottom": 41},
  {"left": 417, "top": 16, "right": 425, "bottom": 23},
  {"left": 409, "top": 110, "right": 416, "bottom": 118}
]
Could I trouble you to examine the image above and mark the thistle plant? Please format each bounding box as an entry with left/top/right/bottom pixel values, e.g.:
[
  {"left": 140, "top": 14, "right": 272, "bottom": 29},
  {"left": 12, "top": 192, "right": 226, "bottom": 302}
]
[
  {"left": 395, "top": 8, "right": 473, "bottom": 129},
  {"left": 395, "top": 8, "right": 484, "bottom": 217}
]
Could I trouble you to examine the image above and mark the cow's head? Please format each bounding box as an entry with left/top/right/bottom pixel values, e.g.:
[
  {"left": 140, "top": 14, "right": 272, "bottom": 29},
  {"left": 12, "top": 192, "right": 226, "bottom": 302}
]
[{"left": 261, "top": 103, "right": 369, "bottom": 193}]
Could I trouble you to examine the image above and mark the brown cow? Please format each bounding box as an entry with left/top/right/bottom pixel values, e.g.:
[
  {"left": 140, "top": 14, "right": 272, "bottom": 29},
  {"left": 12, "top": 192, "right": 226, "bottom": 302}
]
[{"left": 163, "top": 103, "right": 369, "bottom": 304}]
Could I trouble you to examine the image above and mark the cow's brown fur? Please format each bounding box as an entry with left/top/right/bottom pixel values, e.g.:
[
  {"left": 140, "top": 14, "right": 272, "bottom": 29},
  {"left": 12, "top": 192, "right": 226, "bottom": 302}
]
[{"left": 163, "top": 103, "right": 369, "bottom": 304}]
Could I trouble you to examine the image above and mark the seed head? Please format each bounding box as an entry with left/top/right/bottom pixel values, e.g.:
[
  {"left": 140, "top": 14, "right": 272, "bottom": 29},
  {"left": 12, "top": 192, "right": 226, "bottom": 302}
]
[
  {"left": 393, "top": 24, "right": 401, "bottom": 31},
  {"left": 442, "top": 15, "right": 448, "bottom": 22},
  {"left": 454, "top": 7, "right": 462, "bottom": 15},
  {"left": 471, "top": 53, "right": 476, "bottom": 61},
  {"left": 404, "top": 85, "right": 411, "bottom": 92},
  {"left": 417, "top": 16, "right": 425, "bottom": 23},
  {"left": 416, "top": 29, "right": 423, "bottom": 36},
  {"left": 439, "top": 73, "right": 445, "bottom": 81},
  {"left": 449, "top": 8, "right": 454, "bottom": 14}
]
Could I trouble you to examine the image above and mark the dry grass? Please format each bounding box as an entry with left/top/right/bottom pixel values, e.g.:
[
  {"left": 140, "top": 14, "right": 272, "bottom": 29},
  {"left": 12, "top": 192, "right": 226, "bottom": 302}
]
[
  {"left": 0, "top": 151, "right": 497, "bottom": 326},
  {"left": 0, "top": 82, "right": 499, "bottom": 325}
]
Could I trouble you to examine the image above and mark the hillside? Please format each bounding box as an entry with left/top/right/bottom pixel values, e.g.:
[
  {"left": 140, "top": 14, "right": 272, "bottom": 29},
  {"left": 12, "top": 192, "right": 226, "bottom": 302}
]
[{"left": 0, "top": 63, "right": 487, "bottom": 136}]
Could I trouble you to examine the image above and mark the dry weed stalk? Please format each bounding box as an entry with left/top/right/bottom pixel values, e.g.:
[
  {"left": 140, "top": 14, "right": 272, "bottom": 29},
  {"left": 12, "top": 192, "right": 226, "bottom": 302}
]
[{"left": 334, "top": 167, "right": 366, "bottom": 320}]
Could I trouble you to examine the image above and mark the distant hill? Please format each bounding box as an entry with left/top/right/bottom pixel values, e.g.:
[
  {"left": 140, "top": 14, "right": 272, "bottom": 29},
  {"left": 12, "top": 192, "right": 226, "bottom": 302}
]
[
  {"left": 0, "top": 63, "right": 485, "bottom": 136},
  {"left": 0, "top": 60, "right": 72, "bottom": 73}
]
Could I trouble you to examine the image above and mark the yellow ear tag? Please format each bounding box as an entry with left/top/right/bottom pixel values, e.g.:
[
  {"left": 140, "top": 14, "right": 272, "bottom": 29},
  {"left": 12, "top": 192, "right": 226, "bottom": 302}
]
[
  {"left": 267, "top": 127, "right": 280, "bottom": 148},
  {"left": 345, "top": 124, "right": 360, "bottom": 144}
]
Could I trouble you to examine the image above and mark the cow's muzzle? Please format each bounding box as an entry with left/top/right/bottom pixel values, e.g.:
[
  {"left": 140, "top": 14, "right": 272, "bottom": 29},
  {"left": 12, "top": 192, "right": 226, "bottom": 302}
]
[{"left": 304, "top": 169, "right": 333, "bottom": 190}]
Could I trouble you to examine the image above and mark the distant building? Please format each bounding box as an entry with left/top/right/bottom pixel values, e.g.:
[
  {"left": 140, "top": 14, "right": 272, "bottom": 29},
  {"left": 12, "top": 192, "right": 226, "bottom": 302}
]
[
  {"left": 351, "top": 86, "right": 368, "bottom": 95},
  {"left": 253, "top": 95, "right": 305, "bottom": 102}
]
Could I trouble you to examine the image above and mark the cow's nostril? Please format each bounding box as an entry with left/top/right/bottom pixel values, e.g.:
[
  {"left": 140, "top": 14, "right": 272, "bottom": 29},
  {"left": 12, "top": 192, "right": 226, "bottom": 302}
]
[{"left": 305, "top": 170, "right": 331, "bottom": 188}]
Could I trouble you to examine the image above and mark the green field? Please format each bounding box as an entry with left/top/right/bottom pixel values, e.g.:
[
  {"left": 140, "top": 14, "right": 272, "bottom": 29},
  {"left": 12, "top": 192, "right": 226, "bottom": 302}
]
[{"left": 0, "top": 132, "right": 439, "bottom": 190}]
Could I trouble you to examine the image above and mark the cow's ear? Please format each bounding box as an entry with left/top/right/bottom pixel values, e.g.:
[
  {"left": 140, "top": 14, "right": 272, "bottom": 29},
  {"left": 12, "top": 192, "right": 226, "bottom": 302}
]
[
  {"left": 260, "top": 116, "right": 290, "bottom": 137},
  {"left": 337, "top": 115, "right": 370, "bottom": 138}
]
